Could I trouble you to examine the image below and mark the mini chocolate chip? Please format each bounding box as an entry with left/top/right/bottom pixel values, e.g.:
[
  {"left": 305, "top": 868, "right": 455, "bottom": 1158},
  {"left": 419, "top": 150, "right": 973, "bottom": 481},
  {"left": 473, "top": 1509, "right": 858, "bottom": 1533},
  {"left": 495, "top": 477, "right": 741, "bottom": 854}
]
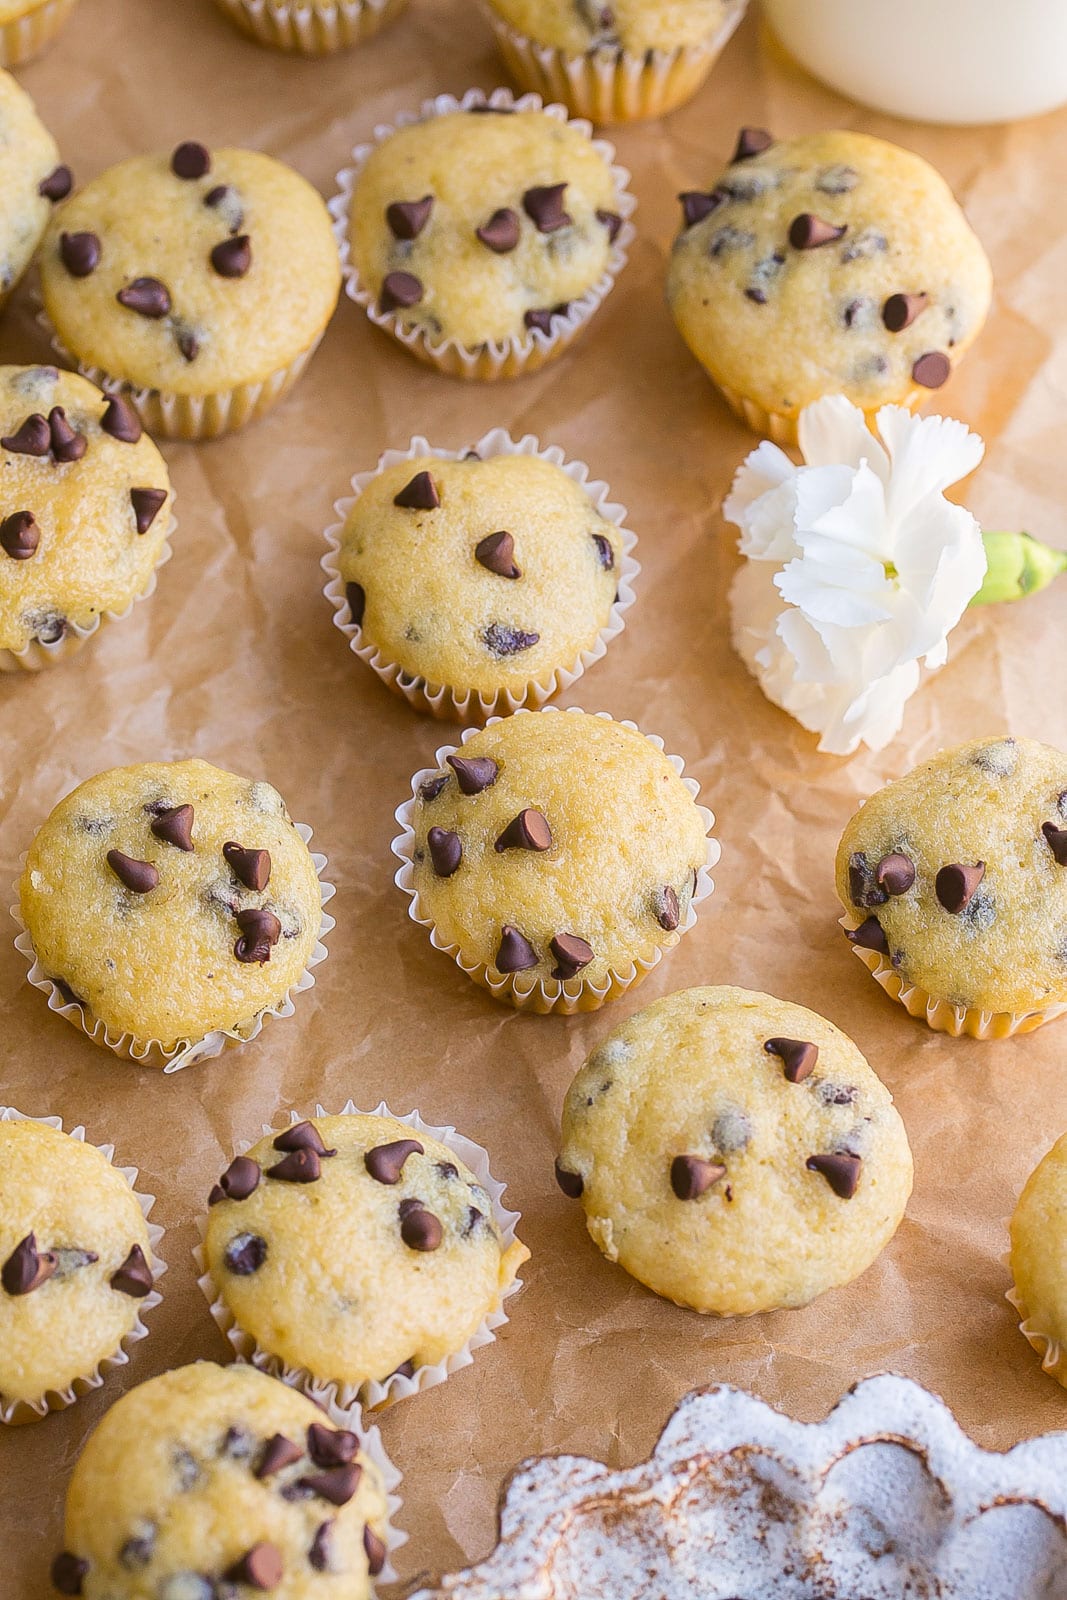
[
  {"left": 815, "top": 164, "right": 860, "bottom": 194},
  {"left": 308, "top": 1523, "right": 333, "bottom": 1573},
  {"left": 522, "top": 183, "right": 571, "bottom": 233},
  {"left": 495, "top": 809, "right": 552, "bottom": 853},
  {"left": 554, "top": 1158, "right": 583, "bottom": 1198},
  {"left": 274, "top": 1121, "right": 336, "bottom": 1156},
  {"left": 393, "top": 469, "right": 439, "bottom": 510},
  {"left": 150, "top": 803, "right": 194, "bottom": 851},
  {"left": 732, "top": 127, "right": 773, "bottom": 161},
  {"left": 224, "top": 1543, "right": 283, "bottom": 1590},
  {"left": 679, "top": 190, "right": 725, "bottom": 228},
  {"left": 380, "top": 270, "right": 423, "bottom": 312},
  {"left": 2, "top": 1233, "right": 57, "bottom": 1295},
  {"left": 591, "top": 532, "right": 615, "bottom": 571},
  {"left": 524, "top": 304, "right": 568, "bottom": 335},
  {"left": 178, "top": 329, "right": 200, "bottom": 362},
  {"left": 446, "top": 753, "right": 498, "bottom": 794},
  {"left": 47, "top": 407, "right": 87, "bottom": 463},
  {"left": 51, "top": 1247, "right": 99, "bottom": 1277},
  {"left": 427, "top": 826, "right": 462, "bottom": 877},
  {"left": 883, "top": 292, "right": 929, "bottom": 332},
  {"left": 365, "top": 1138, "right": 424, "bottom": 1184},
  {"left": 936, "top": 862, "right": 985, "bottom": 913},
  {"left": 205, "top": 183, "right": 237, "bottom": 211},
  {"left": 912, "top": 350, "right": 951, "bottom": 388},
  {"left": 764, "top": 1036, "right": 818, "bottom": 1084},
  {"left": 476, "top": 208, "right": 521, "bottom": 253},
  {"left": 670, "top": 1155, "right": 726, "bottom": 1200},
  {"left": 847, "top": 851, "right": 886, "bottom": 908},
  {"left": 226, "top": 1232, "right": 268, "bottom": 1276},
  {"left": 656, "top": 886, "right": 680, "bottom": 931},
  {"left": 846, "top": 915, "right": 888, "bottom": 954},
  {"left": 345, "top": 581, "right": 365, "bottom": 626},
  {"left": 172, "top": 141, "right": 211, "bottom": 179},
  {"left": 110, "top": 1244, "right": 152, "bottom": 1297},
  {"left": 223, "top": 841, "right": 271, "bottom": 891},
  {"left": 496, "top": 925, "right": 538, "bottom": 972},
  {"left": 234, "top": 906, "right": 281, "bottom": 965},
  {"left": 211, "top": 234, "right": 252, "bottom": 278},
  {"left": 51, "top": 1553, "right": 89, "bottom": 1595},
  {"left": 307, "top": 1424, "right": 359, "bottom": 1469},
  {"left": 60, "top": 230, "right": 100, "bottom": 277},
  {"left": 876, "top": 852, "right": 915, "bottom": 895},
  {"left": 117, "top": 277, "right": 172, "bottom": 318},
  {"left": 268, "top": 1146, "right": 322, "bottom": 1184},
  {"left": 1, "top": 511, "right": 39, "bottom": 560},
  {"left": 39, "top": 165, "right": 73, "bottom": 201},
  {"left": 789, "top": 213, "right": 848, "bottom": 250},
  {"left": 107, "top": 850, "right": 160, "bottom": 893},
  {"left": 550, "top": 933, "right": 593, "bottom": 980},
  {"left": 390, "top": 1359, "right": 417, "bottom": 1379},
  {"left": 596, "top": 208, "right": 623, "bottom": 242},
  {"left": 1043, "top": 822, "right": 1067, "bottom": 865},
  {"left": 131, "top": 487, "right": 167, "bottom": 535},
  {"left": 419, "top": 773, "right": 449, "bottom": 802},
  {"left": 297, "top": 1465, "right": 363, "bottom": 1505},
  {"left": 475, "top": 530, "right": 520, "bottom": 578},
  {"left": 119, "top": 1533, "right": 155, "bottom": 1570},
  {"left": 400, "top": 1202, "right": 443, "bottom": 1251},
  {"left": 256, "top": 1433, "right": 302, "bottom": 1478},
  {"left": 807, "top": 1151, "right": 861, "bottom": 1199},
  {"left": 363, "top": 1526, "right": 387, "bottom": 1578},
  {"left": 483, "top": 622, "right": 539, "bottom": 656},
  {"left": 2, "top": 413, "right": 51, "bottom": 456},
  {"left": 386, "top": 195, "right": 433, "bottom": 241},
  {"left": 210, "top": 1155, "right": 261, "bottom": 1205}
]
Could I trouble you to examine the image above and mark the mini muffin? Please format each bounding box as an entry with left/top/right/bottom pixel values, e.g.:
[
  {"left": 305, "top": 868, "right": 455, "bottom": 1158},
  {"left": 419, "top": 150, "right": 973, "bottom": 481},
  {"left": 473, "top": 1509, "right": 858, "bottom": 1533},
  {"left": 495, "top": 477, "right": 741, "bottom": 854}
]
[
  {"left": 213, "top": 0, "right": 408, "bottom": 53},
  {"left": 556, "top": 985, "right": 913, "bottom": 1314},
  {"left": 0, "top": 1116, "right": 159, "bottom": 1423},
  {"left": 50, "top": 1362, "right": 392, "bottom": 1600},
  {"left": 395, "top": 708, "right": 716, "bottom": 1013},
  {"left": 0, "top": 69, "right": 71, "bottom": 305},
  {"left": 202, "top": 1112, "right": 529, "bottom": 1405},
  {"left": 0, "top": 365, "right": 172, "bottom": 670},
  {"left": 667, "top": 126, "right": 992, "bottom": 443},
  {"left": 485, "top": 0, "right": 748, "bottom": 123},
  {"left": 18, "top": 758, "right": 328, "bottom": 1065},
  {"left": 0, "top": 0, "right": 77, "bottom": 67},
  {"left": 1009, "top": 1133, "right": 1067, "bottom": 1388},
  {"left": 325, "top": 442, "right": 635, "bottom": 720},
  {"left": 333, "top": 93, "right": 632, "bottom": 380},
  {"left": 40, "top": 140, "right": 341, "bottom": 439},
  {"left": 836, "top": 736, "right": 1067, "bottom": 1038}
]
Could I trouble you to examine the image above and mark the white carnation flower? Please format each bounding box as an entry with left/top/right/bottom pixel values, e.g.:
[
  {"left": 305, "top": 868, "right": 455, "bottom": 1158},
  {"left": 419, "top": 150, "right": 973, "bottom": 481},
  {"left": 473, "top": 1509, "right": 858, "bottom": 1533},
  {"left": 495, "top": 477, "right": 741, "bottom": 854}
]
[{"left": 725, "top": 396, "right": 987, "bottom": 756}]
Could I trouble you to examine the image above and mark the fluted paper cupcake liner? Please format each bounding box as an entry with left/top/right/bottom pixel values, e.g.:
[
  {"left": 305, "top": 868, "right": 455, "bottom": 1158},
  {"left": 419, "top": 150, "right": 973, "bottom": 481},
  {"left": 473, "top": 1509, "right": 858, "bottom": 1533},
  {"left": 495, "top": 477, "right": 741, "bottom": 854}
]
[
  {"left": 328, "top": 86, "right": 635, "bottom": 382},
  {"left": 484, "top": 1, "right": 746, "bottom": 123},
  {"left": 1005, "top": 1269, "right": 1067, "bottom": 1389},
  {"left": 213, "top": 0, "right": 407, "bottom": 51},
  {"left": 0, "top": 1106, "right": 165, "bottom": 1426},
  {"left": 10, "top": 824, "right": 334, "bottom": 1071},
  {"left": 392, "top": 706, "right": 720, "bottom": 1014},
  {"left": 839, "top": 913, "right": 1067, "bottom": 1040},
  {"left": 321, "top": 428, "right": 639, "bottom": 722},
  {"left": 195, "top": 1100, "right": 528, "bottom": 1415},
  {"left": 0, "top": 0, "right": 77, "bottom": 66},
  {"left": 713, "top": 378, "right": 928, "bottom": 448}
]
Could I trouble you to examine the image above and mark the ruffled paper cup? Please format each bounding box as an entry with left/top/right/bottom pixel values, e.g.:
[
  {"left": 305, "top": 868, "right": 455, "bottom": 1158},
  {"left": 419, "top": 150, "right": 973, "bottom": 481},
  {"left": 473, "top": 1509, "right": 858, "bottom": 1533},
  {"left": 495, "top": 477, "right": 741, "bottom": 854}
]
[
  {"left": 10, "top": 826, "right": 334, "bottom": 1072},
  {"left": 712, "top": 380, "right": 928, "bottom": 448},
  {"left": 839, "top": 913, "right": 1067, "bottom": 1040},
  {"left": 195, "top": 1100, "right": 528, "bottom": 1416},
  {"left": 483, "top": 2, "right": 746, "bottom": 124},
  {"left": 212, "top": 0, "right": 407, "bottom": 51},
  {"left": 0, "top": 0, "right": 78, "bottom": 66},
  {"left": 328, "top": 86, "right": 636, "bottom": 382},
  {"left": 392, "top": 706, "right": 719, "bottom": 1015},
  {"left": 321, "top": 428, "right": 639, "bottom": 722},
  {"left": 0, "top": 1105, "right": 165, "bottom": 1426},
  {"left": 1005, "top": 1259, "right": 1067, "bottom": 1390}
]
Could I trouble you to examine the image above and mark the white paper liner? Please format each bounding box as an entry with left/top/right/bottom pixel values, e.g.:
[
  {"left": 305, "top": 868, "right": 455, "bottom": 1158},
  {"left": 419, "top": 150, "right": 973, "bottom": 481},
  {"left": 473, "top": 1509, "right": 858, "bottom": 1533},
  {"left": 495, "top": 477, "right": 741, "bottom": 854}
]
[
  {"left": 483, "top": 1, "right": 746, "bottom": 123},
  {"left": 328, "top": 86, "right": 636, "bottom": 382},
  {"left": 0, "top": 0, "right": 77, "bottom": 66},
  {"left": 194, "top": 1101, "right": 527, "bottom": 1416},
  {"left": 0, "top": 1106, "right": 165, "bottom": 1426},
  {"left": 1005, "top": 1273, "right": 1067, "bottom": 1386},
  {"left": 712, "top": 375, "right": 928, "bottom": 448},
  {"left": 838, "top": 912, "right": 1067, "bottom": 1040},
  {"left": 10, "top": 822, "right": 335, "bottom": 1071},
  {"left": 392, "top": 706, "right": 720, "bottom": 1015},
  {"left": 321, "top": 428, "right": 640, "bottom": 722},
  {"left": 212, "top": 0, "right": 407, "bottom": 51}
]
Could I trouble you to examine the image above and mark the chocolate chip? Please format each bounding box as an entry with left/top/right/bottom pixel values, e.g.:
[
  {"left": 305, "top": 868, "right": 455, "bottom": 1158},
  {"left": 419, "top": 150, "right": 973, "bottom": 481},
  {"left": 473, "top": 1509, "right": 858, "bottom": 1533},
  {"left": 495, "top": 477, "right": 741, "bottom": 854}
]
[
  {"left": 60, "top": 230, "right": 100, "bottom": 277},
  {"left": 210, "top": 234, "right": 252, "bottom": 278},
  {"left": 386, "top": 196, "right": 432, "bottom": 240},
  {"left": 815, "top": 164, "right": 860, "bottom": 194},
  {"left": 846, "top": 915, "right": 888, "bottom": 954},
  {"left": 226, "top": 1232, "right": 268, "bottom": 1275},
  {"left": 390, "top": 1359, "right": 417, "bottom": 1380},
  {"left": 151, "top": 804, "right": 194, "bottom": 852},
  {"left": 419, "top": 773, "right": 449, "bottom": 802},
  {"left": 209, "top": 1155, "right": 261, "bottom": 1205},
  {"left": 119, "top": 1532, "right": 156, "bottom": 1569},
  {"left": 380, "top": 271, "right": 423, "bottom": 312},
  {"left": 483, "top": 622, "right": 539, "bottom": 656},
  {"left": 268, "top": 1146, "right": 322, "bottom": 1184},
  {"left": 308, "top": 1523, "right": 333, "bottom": 1573},
  {"left": 110, "top": 1244, "right": 152, "bottom": 1297},
  {"left": 273, "top": 1121, "right": 336, "bottom": 1156},
  {"left": 363, "top": 1526, "right": 387, "bottom": 1578},
  {"left": 446, "top": 753, "right": 498, "bottom": 794},
  {"left": 0, "top": 511, "right": 39, "bottom": 560},
  {"left": 670, "top": 1154, "right": 726, "bottom": 1199},
  {"left": 656, "top": 886, "right": 680, "bottom": 931},
  {"left": 522, "top": 183, "right": 571, "bottom": 233},
  {"left": 365, "top": 1138, "right": 424, "bottom": 1184},
  {"left": 817, "top": 1082, "right": 857, "bottom": 1107},
  {"left": 732, "top": 127, "right": 773, "bottom": 161},
  {"left": 495, "top": 809, "right": 552, "bottom": 854},
  {"left": 51, "top": 1553, "right": 89, "bottom": 1595},
  {"left": 876, "top": 852, "right": 915, "bottom": 895},
  {"left": 345, "top": 581, "right": 365, "bottom": 625},
  {"left": 847, "top": 852, "right": 886, "bottom": 908},
  {"left": 223, "top": 841, "right": 271, "bottom": 891},
  {"left": 177, "top": 328, "right": 200, "bottom": 362},
  {"left": 427, "top": 827, "right": 462, "bottom": 878},
  {"left": 548, "top": 933, "right": 592, "bottom": 981},
  {"left": 39, "top": 165, "right": 73, "bottom": 201},
  {"left": 496, "top": 925, "right": 537, "bottom": 972},
  {"left": 475, "top": 530, "right": 520, "bottom": 578},
  {"left": 912, "top": 350, "right": 951, "bottom": 389},
  {"left": 117, "top": 277, "right": 172, "bottom": 318},
  {"left": 107, "top": 850, "right": 159, "bottom": 893},
  {"left": 679, "top": 190, "right": 725, "bottom": 228},
  {"left": 256, "top": 1433, "right": 302, "bottom": 1478},
  {"left": 307, "top": 1423, "right": 359, "bottom": 1469},
  {"left": 596, "top": 208, "right": 623, "bottom": 242},
  {"left": 234, "top": 906, "right": 281, "bottom": 964},
  {"left": 936, "top": 862, "right": 985, "bottom": 913},
  {"left": 48, "top": 407, "right": 87, "bottom": 463},
  {"left": 204, "top": 184, "right": 243, "bottom": 226},
  {"left": 51, "top": 1247, "right": 99, "bottom": 1277},
  {"left": 399, "top": 1201, "right": 443, "bottom": 1251},
  {"left": 393, "top": 469, "right": 439, "bottom": 510},
  {"left": 882, "top": 292, "right": 929, "bottom": 332},
  {"left": 789, "top": 213, "right": 848, "bottom": 250},
  {"left": 764, "top": 1036, "right": 818, "bottom": 1084},
  {"left": 524, "top": 305, "right": 568, "bottom": 335},
  {"left": 224, "top": 1543, "right": 283, "bottom": 1590},
  {"left": 807, "top": 1151, "right": 861, "bottom": 1199},
  {"left": 476, "top": 208, "right": 520, "bottom": 253},
  {"left": 1043, "top": 822, "right": 1067, "bottom": 865},
  {"left": 2, "top": 1233, "right": 56, "bottom": 1295},
  {"left": 840, "top": 227, "right": 887, "bottom": 262},
  {"left": 131, "top": 487, "right": 167, "bottom": 534},
  {"left": 296, "top": 1465, "right": 363, "bottom": 1505},
  {"left": 554, "top": 1158, "right": 583, "bottom": 1198},
  {"left": 592, "top": 532, "right": 615, "bottom": 571},
  {"left": 2, "top": 413, "right": 51, "bottom": 456},
  {"left": 172, "top": 141, "right": 211, "bottom": 179}
]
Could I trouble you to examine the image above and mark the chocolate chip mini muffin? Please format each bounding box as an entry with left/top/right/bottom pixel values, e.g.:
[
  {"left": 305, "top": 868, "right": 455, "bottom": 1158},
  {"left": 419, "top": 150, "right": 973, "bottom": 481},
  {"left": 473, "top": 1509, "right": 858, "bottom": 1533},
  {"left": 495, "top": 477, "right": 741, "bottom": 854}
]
[
  {"left": 40, "top": 140, "right": 341, "bottom": 440},
  {"left": 0, "top": 0, "right": 77, "bottom": 66},
  {"left": 330, "top": 89, "right": 634, "bottom": 380},
  {"left": 0, "top": 1109, "right": 162, "bottom": 1425},
  {"left": 16, "top": 758, "right": 332, "bottom": 1068},
  {"left": 198, "top": 1108, "right": 529, "bottom": 1411},
  {"left": 322, "top": 430, "right": 638, "bottom": 720},
  {"left": 556, "top": 985, "right": 912, "bottom": 1314},
  {"left": 393, "top": 707, "right": 717, "bottom": 1013},
  {"left": 213, "top": 0, "right": 407, "bottom": 53},
  {"left": 484, "top": 0, "right": 747, "bottom": 123},
  {"left": 836, "top": 736, "right": 1067, "bottom": 1039},
  {"left": 0, "top": 69, "right": 71, "bottom": 305},
  {"left": 667, "top": 126, "right": 992, "bottom": 443},
  {"left": 1009, "top": 1133, "right": 1067, "bottom": 1389},
  {"left": 0, "top": 365, "right": 173, "bottom": 671},
  {"left": 50, "top": 1362, "right": 397, "bottom": 1600}
]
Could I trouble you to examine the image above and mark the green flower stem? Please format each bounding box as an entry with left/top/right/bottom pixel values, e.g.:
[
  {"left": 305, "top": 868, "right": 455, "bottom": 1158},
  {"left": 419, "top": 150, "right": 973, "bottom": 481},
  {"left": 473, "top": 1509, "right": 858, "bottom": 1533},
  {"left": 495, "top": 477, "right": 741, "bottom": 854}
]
[{"left": 970, "top": 530, "right": 1067, "bottom": 606}]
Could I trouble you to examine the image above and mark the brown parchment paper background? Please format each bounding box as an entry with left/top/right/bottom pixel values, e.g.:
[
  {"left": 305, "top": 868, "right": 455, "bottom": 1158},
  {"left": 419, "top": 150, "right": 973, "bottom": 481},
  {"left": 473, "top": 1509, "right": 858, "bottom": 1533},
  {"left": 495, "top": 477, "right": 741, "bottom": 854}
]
[{"left": 3, "top": 0, "right": 1067, "bottom": 1591}]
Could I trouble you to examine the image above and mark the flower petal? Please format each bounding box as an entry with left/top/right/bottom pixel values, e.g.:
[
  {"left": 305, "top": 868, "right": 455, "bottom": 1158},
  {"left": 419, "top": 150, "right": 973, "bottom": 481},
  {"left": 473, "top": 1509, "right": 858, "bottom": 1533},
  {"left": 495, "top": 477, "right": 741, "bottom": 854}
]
[
  {"left": 723, "top": 439, "right": 796, "bottom": 521},
  {"left": 874, "top": 405, "right": 984, "bottom": 526},
  {"left": 798, "top": 395, "right": 889, "bottom": 477}
]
